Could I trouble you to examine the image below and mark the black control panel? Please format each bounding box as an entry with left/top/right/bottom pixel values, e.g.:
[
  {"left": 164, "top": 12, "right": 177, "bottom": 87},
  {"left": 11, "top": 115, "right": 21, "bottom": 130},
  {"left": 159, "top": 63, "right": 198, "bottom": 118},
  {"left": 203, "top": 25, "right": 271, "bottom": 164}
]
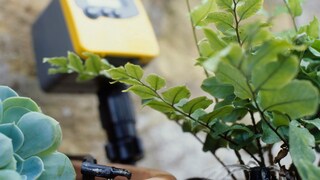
[{"left": 76, "top": 0, "right": 139, "bottom": 19}]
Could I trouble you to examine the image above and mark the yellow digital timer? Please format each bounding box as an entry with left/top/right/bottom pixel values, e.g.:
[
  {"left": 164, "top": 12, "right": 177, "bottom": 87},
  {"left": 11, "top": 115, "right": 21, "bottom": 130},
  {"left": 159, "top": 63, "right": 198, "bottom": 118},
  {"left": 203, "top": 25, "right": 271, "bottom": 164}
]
[{"left": 32, "top": 0, "right": 159, "bottom": 92}]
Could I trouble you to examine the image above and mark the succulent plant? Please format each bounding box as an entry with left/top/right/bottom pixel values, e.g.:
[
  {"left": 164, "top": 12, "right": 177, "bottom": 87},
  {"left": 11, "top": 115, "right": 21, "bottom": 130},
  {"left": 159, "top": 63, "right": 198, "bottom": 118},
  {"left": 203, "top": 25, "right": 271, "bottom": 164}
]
[{"left": 0, "top": 86, "right": 75, "bottom": 179}]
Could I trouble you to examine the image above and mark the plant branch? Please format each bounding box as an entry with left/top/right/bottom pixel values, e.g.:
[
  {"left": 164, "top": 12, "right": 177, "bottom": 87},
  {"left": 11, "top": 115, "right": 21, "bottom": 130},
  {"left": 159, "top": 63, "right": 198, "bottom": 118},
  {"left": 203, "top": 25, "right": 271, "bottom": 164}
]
[
  {"left": 249, "top": 111, "right": 266, "bottom": 167},
  {"left": 175, "top": 120, "right": 237, "bottom": 180},
  {"left": 186, "top": 0, "right": 210, "bottom": 78},
  {"left": 282, "top": 0, "right": 298, "bottom": 32},
  {"left": 234, "top": 150, "right": 249, "bottom": 180},
  {"left": 232, "top": 0, "right": 243, "bottom": 46},
  {"left": 131, "top": 76, "right": 262, "bottom": 165}
]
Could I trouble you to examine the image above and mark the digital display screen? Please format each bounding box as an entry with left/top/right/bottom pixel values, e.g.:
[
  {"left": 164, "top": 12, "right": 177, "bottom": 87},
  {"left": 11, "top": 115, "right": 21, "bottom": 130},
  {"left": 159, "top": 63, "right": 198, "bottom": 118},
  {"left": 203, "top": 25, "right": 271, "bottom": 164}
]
[{"left": 86, "top": 0, "right": 122, "bottom": 8}]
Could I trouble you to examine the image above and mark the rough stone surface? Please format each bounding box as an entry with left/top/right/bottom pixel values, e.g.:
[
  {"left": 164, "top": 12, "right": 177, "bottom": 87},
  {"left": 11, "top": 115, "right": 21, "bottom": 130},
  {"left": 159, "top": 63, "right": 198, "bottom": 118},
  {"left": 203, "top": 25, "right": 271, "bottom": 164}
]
[{"left": 0, "top": 1, "right": 319, "bottom": 179}]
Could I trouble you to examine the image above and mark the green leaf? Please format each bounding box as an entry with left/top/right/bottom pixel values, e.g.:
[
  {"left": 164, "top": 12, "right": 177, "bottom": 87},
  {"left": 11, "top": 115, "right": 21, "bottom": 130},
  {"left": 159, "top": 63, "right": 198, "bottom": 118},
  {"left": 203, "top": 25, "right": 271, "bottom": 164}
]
[
  {"left": 302, "top": 119, "right": 320, "bottom": 131},
  {"left": 0, "top": 123, "right": 24, "bottom": 152},
  {"left": 0, "top": 170, "right": 22, "bottom": 180},
  {"left": 43, "top": 57, "right": 67, "bottom": 67},
  {"left": 306, "top": 17, "right": 320, "bottom": 39},
  {"left": 287, "top": 0, "right": 302, "bottom": 17},
  {"left": 198, "top": 40, "right": 214, "bottom": 58},
  {"left": 16, "top": 112, "right": 62, "bottom": 158},
  {"left": 205, "top": 12, "right": 234, "bottom": 32},
  {"left": 0, "top": 133, "right": 14, "bottom": 169},
  {"left": 127, "top": 85, "right": 157, "bottom": 99},
  {"left": 289, "top": 120, "right": 315, "bottom": 172},
  {"left": 125, "top": 63, "right": 144, "bottom": 80},
  {"left": 146, "top": 74, "right": 166, "bottom": 91},
  {"left": 48, "top": 67, "right": 69, "bottom": 75},
  {"left": 144, "top": 99, "right": 174, "bottom": 113},
  {"left": 20, "top": 156, "right": 44, "bottom": 180},
  {"left": 295, "top": 160, "right": 320, "bottom": 180},
  {"left": 261, "top": 120, "right": 286, "bottom": 144},
  {"left": 252, "top": 55, "right": 299, "bottom": 91},
  {"left": 181, "top": 96, "right": 212, "bottom": 115},
  {"left": 38, "top": 152, "right": 76, "bottom": 180},
  {"left": 201, "top": 76, "right": 234, "bottom": 99},
  {"left": 203, "top": 28, "right": 227, "bottom": 52},
  {"left": 84, "top": 53, "right": 102, "bottom": 75},
  {"left": 273, "top": 112, "right": 290, "bottom": 127},
  {"left": 258, "top": 80, "right": 319, "bottom": 119},
  {"left": 67, "top": 52, "right": 84, "bottom": 73},
  {"left": 237, "top": 0, "right": 264, "bottom": 20},
  {"left": 199, "top": 105, "right": 234, "bottom": 123},
  {"left": 245, "top": 39, "right": 292, "bottom": 74},
  {"left": 0, "top": 86, "right": 18, "bottom": 101},
  {"left": 216, "top": 0, "right": 233, "bottom": 11},
  {"left": 190, "top": 0, "right": 217, "bottom": 27},
  {"left": 216, "top": 60, "right": 252, "bottom": 99},
  {"left": 162, "top": 86, "right": 191, "bottom": 105},
  {"left": 203, "top": 133, "right": 228, "bottom": 153}
]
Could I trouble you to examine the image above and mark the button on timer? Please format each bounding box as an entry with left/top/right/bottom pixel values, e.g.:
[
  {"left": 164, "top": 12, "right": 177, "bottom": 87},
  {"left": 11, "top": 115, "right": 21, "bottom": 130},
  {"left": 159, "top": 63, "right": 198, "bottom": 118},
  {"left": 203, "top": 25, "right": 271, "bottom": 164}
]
[{"left": 84, "top": 7, "right": 101, "bottom": 19}]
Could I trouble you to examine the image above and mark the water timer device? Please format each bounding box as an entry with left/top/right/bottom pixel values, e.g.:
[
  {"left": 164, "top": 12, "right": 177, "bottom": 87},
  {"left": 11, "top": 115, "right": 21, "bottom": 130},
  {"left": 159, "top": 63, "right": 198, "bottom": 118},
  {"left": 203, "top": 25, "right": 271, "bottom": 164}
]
[{"left": 32, "top": 0, "right": 159, "bottom": 164}]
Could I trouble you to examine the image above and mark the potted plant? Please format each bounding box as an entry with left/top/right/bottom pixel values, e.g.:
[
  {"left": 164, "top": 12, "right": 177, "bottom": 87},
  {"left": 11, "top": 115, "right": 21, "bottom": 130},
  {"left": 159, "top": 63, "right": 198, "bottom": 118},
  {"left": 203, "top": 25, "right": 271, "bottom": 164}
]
[
  {"left": 45, "top": 0, "right": 320, "bottom": 179},
  {"left": 0, "top": 86, "right": 76, "bottom": 179}
]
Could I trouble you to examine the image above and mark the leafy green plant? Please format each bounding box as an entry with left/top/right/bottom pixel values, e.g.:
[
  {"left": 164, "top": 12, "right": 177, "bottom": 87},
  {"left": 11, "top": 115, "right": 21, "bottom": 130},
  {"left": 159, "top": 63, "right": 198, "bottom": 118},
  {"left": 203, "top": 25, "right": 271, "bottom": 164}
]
[
  {"left": 45, "top": 0, "right": 320, "bottom": 179},
  {"left": 0, "top": 86, "right": 75, "bottom": 179}
]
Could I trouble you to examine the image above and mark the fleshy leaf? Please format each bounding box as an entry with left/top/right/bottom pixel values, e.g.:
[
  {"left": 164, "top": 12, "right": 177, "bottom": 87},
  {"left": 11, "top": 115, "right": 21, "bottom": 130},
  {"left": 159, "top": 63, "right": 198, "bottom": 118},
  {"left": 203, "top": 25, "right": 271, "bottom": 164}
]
[
  {"left": 0, "top": 123, "right": 24, "bottom": 152},
  {"left": 16, "top": 112, "right": 62, "bottom": 158},
  {"left": 38, "top": 152, "right": 76, "bottom": 180},
  {"left": 0, "top": 86, "right": 18, "bottom": 101},
  {"left": 20, "top": 156, "right": 44, "bottom": 180},
  {"left": 3, "top": 97, "right": 41, "bottom": 114},
  {"left": 0, "top": 170, "right": 22, "bottom": 180},
  {"left": 0, "top": 133, "right": 14, "bottom": 169},
  {"left": 146, "top": 74, "right": 166, "bottom": 91},
  {"left": 2, "top": 107, "right": 31, "bottom": 124},
  {"left": 162, "top": 86, "right": 191, "bottom": 105},
  {"left": 258, "top": 80, "right": 319, "bottom": 119}
]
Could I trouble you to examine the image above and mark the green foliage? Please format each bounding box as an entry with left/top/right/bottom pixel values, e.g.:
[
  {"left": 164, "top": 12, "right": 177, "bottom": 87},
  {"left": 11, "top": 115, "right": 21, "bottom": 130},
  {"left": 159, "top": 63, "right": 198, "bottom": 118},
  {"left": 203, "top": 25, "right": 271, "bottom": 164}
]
[
  {"left": 0, "top": 86, "right": 75, "bottom": 180},
  {"left": 45, "top": 0, "right": 320, "bottom": 179}
]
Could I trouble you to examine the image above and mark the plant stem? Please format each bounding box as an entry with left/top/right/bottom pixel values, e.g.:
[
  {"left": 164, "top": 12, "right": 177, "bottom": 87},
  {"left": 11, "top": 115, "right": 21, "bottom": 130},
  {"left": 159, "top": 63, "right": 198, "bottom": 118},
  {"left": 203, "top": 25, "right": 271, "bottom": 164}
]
[
  {"left": 232, "top": 0, "right": 243, "bottom": 46},
  {"left": 234, "top": 150, "right": 249, "bottom": 180},
  {"left": 267, "top": 144, "right": 274, "bottom": 166},
  {"left": 185, "top": 0, "right": 210, "bottom": 78},
  {"left": 177, "top": 121, "right": 237, "bottom": 180},
  {"left": 249, "top": 111, "right": 266, "bottom": 167},
  {"left": 282, "top": 0, "right": 298, "bottom": 32},
  {"left": 186, "top": 0, "right": 201, "bottom": 55}
]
